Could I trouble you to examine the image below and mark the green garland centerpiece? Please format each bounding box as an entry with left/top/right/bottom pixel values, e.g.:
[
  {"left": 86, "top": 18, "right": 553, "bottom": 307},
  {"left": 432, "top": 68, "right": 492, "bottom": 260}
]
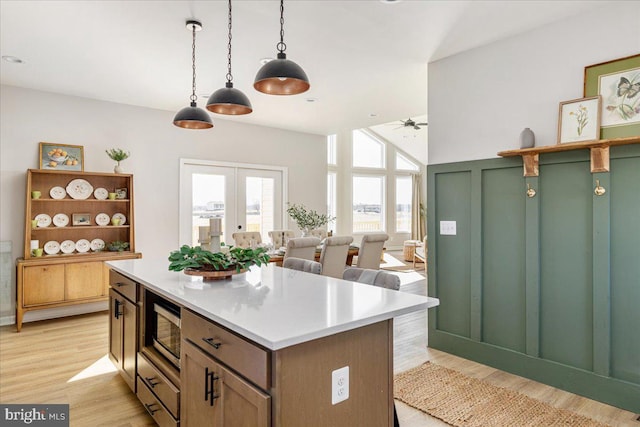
[
  {"left": 168, "top": 245, "right": 270, "bottom": 280},
  {"left": 286, "top": 203, "right": 335, "bottom": 236}
]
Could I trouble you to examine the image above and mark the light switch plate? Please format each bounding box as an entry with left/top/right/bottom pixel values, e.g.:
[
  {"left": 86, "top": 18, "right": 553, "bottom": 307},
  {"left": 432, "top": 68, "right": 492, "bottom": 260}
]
[
  {"left": 331, "top": 366, "right": 349, "bottom": 405},
  {"left": 440, "top": 221, "right": 457, "bottom": 235}
]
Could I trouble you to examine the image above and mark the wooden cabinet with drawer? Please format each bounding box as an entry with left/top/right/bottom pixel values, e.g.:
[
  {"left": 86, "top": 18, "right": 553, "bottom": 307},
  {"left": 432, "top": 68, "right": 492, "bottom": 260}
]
[{"left": 109, "top": 269, "right": 139, "bottom": 393}]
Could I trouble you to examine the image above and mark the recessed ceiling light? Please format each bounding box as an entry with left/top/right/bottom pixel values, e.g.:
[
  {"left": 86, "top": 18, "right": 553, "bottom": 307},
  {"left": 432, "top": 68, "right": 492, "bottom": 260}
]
[
  {"left": 259, "top": 57, "right": 274, "bottom": 65},
  {"left": 369, "top": 113, "right": 378, "bottom": 117},
  {"left": 2, "top": 55, "right": 24, "bottom": 64},
  {"left": 379, "top": 0, "right": 402, "bottom": 3},
  {"left": 306, "top": 98, "right": 318, "bottom": 103}
]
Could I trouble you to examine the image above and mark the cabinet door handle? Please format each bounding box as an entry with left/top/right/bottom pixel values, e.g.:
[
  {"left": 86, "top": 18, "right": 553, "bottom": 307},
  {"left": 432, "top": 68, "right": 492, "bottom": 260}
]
[
  {"left": 114, "top": 282, "right": 126, "bottom": 287},
  {"left": 145, "top": 376, "right": 160, "bottom": 388},
  {"left": 114, "top": 299, "right": 123, "bottom": 319},
  {"left": 204, "top": 367, "right": 220, "bottom": 406},
  {"left": 144, "top": 403, "right": 160, "bottom": 416},
  {"left": 202, "top": 337, "right": 222, "bottom": 349}
]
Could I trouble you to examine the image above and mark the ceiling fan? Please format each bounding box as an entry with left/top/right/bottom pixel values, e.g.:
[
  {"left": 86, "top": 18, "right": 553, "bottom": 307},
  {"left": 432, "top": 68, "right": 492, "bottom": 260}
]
[{"left": 391, "top": 118, "right": 428, "bottom": 130}]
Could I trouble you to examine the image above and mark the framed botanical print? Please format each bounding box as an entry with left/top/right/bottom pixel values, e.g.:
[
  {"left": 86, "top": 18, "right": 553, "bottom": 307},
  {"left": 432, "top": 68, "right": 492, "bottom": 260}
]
[
  {"left": 558, "top": 96, "right": 601, "bottom": 144},
  {"left": 584, "top": 54, "right": 640, "bottom": 139}
]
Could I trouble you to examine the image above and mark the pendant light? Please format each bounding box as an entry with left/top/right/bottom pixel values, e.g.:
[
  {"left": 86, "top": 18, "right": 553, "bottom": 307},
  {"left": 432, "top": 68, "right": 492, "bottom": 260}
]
[
  {"left": 207, "top": 0, "right": 252, "bottom": 115},
  {"left": 254, "top": 0, "right": 310, "bottom": 95},
  {"left": 173, "top": 20, "right": 213, "bottom": 129}
]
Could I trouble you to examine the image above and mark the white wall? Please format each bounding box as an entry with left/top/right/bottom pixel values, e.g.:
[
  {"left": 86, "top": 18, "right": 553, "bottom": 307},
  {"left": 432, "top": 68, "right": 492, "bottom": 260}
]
[
  {"left": 427, "top": 4, "right": 640, "bottom": 165},
  {"left": 0, "top": 85, "right": 326, "bottom": 322}
]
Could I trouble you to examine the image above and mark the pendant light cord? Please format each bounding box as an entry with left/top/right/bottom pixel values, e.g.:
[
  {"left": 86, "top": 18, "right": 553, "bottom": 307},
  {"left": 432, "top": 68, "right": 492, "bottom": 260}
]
[
  {"left": 277, "top": 0, "right": 286, "bottom": 54},
  {"left": 190, "top": 24, "right": 197, "bottom": 103},
  {"left": 226, "top": 0, "right": 233, "bottom": 83}
]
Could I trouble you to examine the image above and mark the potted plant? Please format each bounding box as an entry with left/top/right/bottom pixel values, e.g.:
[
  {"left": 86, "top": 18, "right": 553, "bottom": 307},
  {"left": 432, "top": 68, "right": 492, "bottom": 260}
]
[
  {"left": 168, "top": 245, "right": 270, "bottom": 280},
  {"left": 105, "top": 148, "right": 130, "bottom": 173},
  {"left": 107, "top": 241, "right": 130, "bottom": 252},
  {"left": 286, "top": 203, "right": 335, "bottom": 236}
]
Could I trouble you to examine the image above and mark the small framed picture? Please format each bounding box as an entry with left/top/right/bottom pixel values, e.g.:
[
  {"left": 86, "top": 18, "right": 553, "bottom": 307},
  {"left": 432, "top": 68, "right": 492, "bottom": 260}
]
[
  {"left": 557, "top": 96, "right": 601, "bottom": 144},
  {"left": 584, "top": 54, "right": 640, "bottom": 139},
  {"left": 39, "top": 142, "right": 84, "bottom": 171},
  {"left": 72, "top": 213, "right": 91, "bottom": 226},
  {"left": 115, "top": 188, "right": 128, "bottom": 199}
]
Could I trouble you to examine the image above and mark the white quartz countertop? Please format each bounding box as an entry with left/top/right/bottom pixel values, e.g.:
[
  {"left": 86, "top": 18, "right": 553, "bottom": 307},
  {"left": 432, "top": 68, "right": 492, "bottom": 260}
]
[{"left": 107, "top": 259, "right": 439, "bottom": 351}]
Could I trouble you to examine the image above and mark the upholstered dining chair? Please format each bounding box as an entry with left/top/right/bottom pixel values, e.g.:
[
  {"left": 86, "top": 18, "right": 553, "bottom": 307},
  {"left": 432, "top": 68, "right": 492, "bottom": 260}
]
[
  {"left": 342, "top": 267, "right": 400, "bottom": 290},
  {"left": 268, "top": 230, "right": 296, "bottom": 248},
  {"left": 282, "top": 257, "right": 323, "bottom": 275},
  {"left": 413, "top": 235, "right": 427, "bottom": 274},
  {"left": 319, "top": 236, "right": 354, "bottom": 278},
  {"left": 231, "top": 231, "right": 262, "bottom": 248},
  {"left": 283, "top": 237, "right": 321, "bottom": 261},
  {"left": 356, "top": 233, "right": 389, "bottom": 270}
]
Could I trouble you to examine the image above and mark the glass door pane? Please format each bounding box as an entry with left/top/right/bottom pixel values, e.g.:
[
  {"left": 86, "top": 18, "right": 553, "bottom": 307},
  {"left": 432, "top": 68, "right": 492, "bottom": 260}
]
[
  {"left": 395, "top": 176, "right": 412, "bottom": 232},
  {"left": 237, "top": 169, "right": 282, "bottom": 244},
  {"left": 352, "top": 175, "right": 385, "bottom": 232},
  {"left": 180, "top": 164, "right": 235, "bottom": 246}
]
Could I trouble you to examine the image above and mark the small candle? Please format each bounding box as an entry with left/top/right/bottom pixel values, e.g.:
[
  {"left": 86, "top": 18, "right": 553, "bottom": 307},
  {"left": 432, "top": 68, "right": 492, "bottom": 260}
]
[
  {"left": 30, "top": 240, "right": 39, "bottom": 250},
  {"left": 210, "top": 217, "right": 221, "bottom": 233}
]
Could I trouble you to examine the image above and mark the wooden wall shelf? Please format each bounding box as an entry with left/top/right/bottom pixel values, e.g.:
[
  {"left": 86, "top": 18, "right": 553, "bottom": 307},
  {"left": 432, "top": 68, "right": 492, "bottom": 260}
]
[{"left": 497, "top": 136, "right": 640, "bottom": 176}]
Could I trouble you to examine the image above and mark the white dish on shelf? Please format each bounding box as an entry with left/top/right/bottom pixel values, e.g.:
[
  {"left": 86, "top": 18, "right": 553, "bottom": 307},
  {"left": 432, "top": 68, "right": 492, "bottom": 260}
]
[
  {"left": 75, "top": 239, "right": 90, "bottom": 253},
  {"left": 90, "top": 238, "right": 105, "bottom": 252},
  {"left": 66, "top": 179, "right": 93, "bottom": 200},
  {"left": 95, "top": 213, "right": 110, "bottom": 226},
  {"left": 60, "top": 240, "right": 76, "bottom": 254},
  {"left": 112, "top": 212, "right": 126, "bottom": 225},
  {"left": 52, "top": 213, "right": 69, "bottom": 227},
  {"left": 44, "top": 240, "right": 60, "bottom": 255},
  {"left": 34, "top": 213, "right": 52, "bottom": 228},
  {"left": 94, "top": 187, "right": 108, "bottom": 200},
  {"left": 49, "top": 186, "right": 66, "bottom": 199}
]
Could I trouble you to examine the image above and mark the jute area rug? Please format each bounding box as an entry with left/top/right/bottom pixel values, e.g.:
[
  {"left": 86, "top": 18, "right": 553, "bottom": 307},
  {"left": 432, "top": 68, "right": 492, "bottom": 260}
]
[{"left": 394, "top": 362, "right": 611, "bottom": 427}]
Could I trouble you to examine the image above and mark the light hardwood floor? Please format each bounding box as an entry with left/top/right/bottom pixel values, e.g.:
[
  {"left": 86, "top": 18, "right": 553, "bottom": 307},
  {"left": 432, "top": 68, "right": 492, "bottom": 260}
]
[{"left": 1, "top": 254, "right": 637, "bottom": 426}]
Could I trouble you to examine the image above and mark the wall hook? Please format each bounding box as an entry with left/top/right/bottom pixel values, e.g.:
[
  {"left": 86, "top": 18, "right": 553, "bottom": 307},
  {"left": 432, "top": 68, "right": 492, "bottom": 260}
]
[
  {"left": 594, "top": 179, "right": 606, "bottom": 196},
  {"left": 526, "top": 183, "right": 536, "bottom": 198}
]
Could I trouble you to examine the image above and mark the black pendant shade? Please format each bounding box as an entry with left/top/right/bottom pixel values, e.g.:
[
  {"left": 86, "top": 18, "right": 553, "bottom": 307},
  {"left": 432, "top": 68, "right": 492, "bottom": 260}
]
[
  {"left": 173, "top": 101, "right": 214, "bottom": 129},
  {"left": 173, "top": 20, "right": 213, "bottom": 129},
  {"left": 254, "top": 0, "right": 310, "bottom": 96},
  {"left": 254, "top": 52, "right": 310, "bottom": 95},
  {"left": 207, "top": 82, "right": 253, "bottom": 115},
  {"left": 206, "top": 0, "right": 252, "bottom": 115}
]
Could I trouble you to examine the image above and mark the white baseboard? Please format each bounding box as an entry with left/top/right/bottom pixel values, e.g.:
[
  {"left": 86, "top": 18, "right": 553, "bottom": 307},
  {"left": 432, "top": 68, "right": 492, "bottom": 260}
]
[{"left": 0, "top": 302, "right": 108, "bottom": 327}]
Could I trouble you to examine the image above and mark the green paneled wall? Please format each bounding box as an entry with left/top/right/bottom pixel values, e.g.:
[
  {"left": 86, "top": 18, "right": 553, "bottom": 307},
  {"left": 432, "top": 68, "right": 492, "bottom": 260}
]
[
  {"left": 434, "top": 171, "right": 471, "bottom": 338},
  {"left": 539, "top": 161, "right": 593, "bottom": 371},
  {"left": 481, "top": 167, "right": 526, "bottom": 352},
  {"left": 427, "top": 146, "right": 640, "bottom": 413},
  {"left": 610, "top": 156, "right": 640, "bottom": 384}
]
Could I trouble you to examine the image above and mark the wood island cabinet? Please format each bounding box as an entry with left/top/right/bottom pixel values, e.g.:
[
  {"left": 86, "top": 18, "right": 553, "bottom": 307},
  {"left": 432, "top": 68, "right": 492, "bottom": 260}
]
[
  {"left": 181, "top": 339, "right": 270, "bottom": 427},
  {"left": 16, "top": 169, "right": 141, "bottom": 331}
]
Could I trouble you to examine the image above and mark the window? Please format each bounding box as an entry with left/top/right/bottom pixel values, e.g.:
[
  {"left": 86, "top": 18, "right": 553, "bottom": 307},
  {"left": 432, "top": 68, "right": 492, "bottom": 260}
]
[
  {"left": 327, "top": 172, "right": 337, "bottom": 231},
  {"left": 396, "top": 152, "right": 419, "bottom": 171},
  {"left": 352, "top": 130, "right": 384, "bottom": 168},
  {"left": 395, "top": 176, "right": 412, "bottom": 232},
  {"left": 327, "top": 134, "right": 337, "bottom": 165},
  {"left": 352, "top": 175, "right": 385, "bottom": 232}
]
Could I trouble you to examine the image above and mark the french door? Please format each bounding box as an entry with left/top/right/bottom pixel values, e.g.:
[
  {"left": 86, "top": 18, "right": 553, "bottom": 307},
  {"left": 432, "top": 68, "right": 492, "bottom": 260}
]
[{"left": 180, "top": 159, "right": 285, "bottom": 247}]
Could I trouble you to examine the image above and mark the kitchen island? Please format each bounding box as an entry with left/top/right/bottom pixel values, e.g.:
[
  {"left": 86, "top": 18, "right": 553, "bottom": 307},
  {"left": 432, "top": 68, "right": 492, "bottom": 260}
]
[{"left": 107, "top": 259, "right": 439, "bottom": 427}]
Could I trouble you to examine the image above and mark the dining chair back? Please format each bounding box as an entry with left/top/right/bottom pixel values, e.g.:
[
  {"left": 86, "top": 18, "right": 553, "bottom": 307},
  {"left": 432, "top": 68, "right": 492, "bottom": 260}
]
[
  {"left": 342, "top": 267, "right": 400, "bottom": 290},
  {"left": 268, "top": 230, "right": 296, "bottom": 248},
  {"left": 283, "top": 237, "right": 321, "bottom": 261},
  {"left": 356, "top": 233, "right": 389, "bottom": 270},
  {"left": 319, "top": 236, "right": 354, "bottom": 278},
  {"left": 282, "top": 257, "right": 323, "bottom": 275},
  {"left": 231, "top": 231, "right": 262, "bottom": 248}
]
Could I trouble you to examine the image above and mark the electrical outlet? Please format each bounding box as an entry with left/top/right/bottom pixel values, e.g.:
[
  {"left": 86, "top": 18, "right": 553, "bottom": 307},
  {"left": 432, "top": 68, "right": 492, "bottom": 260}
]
[{"left": 331, "top": 366, "right": 349, "bottom": 405}]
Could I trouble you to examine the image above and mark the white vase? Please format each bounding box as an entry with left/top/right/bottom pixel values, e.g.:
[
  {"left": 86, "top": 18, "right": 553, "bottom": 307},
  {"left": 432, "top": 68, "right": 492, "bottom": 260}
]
[
  {"left": 114, "top": 162, "right": 123, "bottom": 174},
  {"left": 301, "top": 228, "right": 311, "bottom": 237}
]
